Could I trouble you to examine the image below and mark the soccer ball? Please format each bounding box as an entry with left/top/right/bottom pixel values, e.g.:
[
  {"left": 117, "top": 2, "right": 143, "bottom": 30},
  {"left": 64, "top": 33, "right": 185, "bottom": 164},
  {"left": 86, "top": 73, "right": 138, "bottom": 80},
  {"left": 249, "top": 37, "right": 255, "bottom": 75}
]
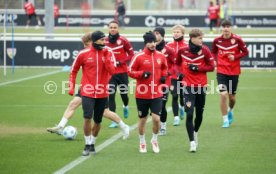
[{"left": 62, "top": 126, "right": 77, "bottom": 140}]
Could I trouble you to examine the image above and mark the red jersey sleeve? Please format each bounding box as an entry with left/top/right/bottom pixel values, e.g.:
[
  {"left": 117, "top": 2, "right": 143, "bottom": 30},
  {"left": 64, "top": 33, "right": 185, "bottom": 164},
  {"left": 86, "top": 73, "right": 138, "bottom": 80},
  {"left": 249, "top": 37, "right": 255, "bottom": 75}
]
[
  {"left": 103, "top": 49, "right": 116, "bottom": 75},
  {"left": 235, "top": 38, "right": 249, "bottom": 60},
  {"left": 161, "top": 55, "right": 168, "bottom": 77},
  {"left": 122, "top": 39, "right": 135, "bottom": 63},
  {"left": 128, "top": 54, "right": 143, "bottom": 79},
  {"left": 69, "top": 53, "right": 82, "bottom": 95},
  {"left": 198, "top": 46, "right": 215, "bottom": 72},
  {"left": 211, "top": 38, "right": 218, "bottom": 61}
]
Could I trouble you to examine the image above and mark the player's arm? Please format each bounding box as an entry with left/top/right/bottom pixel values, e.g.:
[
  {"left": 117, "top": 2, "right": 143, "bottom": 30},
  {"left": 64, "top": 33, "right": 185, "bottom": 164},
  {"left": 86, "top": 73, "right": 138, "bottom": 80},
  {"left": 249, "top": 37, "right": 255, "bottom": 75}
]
[
  {"left": 199, "top": 47, "right": 215, "bottom": 72},
  {"left": 121, "top": 39, "right": 134, "bottom": 64},
  {"left": 68, "top": 53, "right": 82, "bottom": 95},
  {"left": 128, "top": 55, "right": 144, "bottom": 79},
  {"left": 167, "top": 49, "right": 176, "bottom": 76},
  {"left": 103, "top": 49, "right": 116, "bottom": 75},
  {"left": 161, "top": 55, "right": 168, "bottom": 77},
  {"left": 211, "top": 39, "right": 218, "bottom": 64},
  {"left": 234, "top": 39, "right": 249, "bottom": 60}
]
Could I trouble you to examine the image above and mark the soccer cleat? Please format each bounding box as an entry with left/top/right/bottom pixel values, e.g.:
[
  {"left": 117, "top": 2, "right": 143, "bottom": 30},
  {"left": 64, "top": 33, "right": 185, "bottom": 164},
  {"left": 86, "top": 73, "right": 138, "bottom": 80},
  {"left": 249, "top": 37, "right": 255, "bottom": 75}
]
[
  {"left": 139, "top": 143, "right": 147, "bottom": 153},
  {"left": 151, "top": 140, "right": 160, "bottom": 153},
  {"left": 222, "top": 120, "right": 230, "bottom": 128},
  {"left": 159, "top": 129, "right": 166, "bottom": 136},
  {"left": 194, "top": 132, "right": 198, "bottom": 147},
  {"left": 46, "top": 125, "right": 63, "bottom": 135},
  {"left": 123, "top": 106, "right": 129, "bottom": 119},
  {"left": 173, "top": 117, "right": 180, "bottom": 126},
  {"left": 82, "top": 145, "right": 91, "bottom": 156},
  {"left": 122, "top": 125, "right": 130, "bottom": 140},
  {"left": 179, "top": 107, "right": 185, "bottom": 120},
  {"left": 108, "top": 121, "right": 118, "bottom": 128},
  {"left": 228, "top": 111, "right": 233, "bottom": 124},
  {"left": 189, "top": 141, "right": 197, "bottom": 152},
  {"left": 89, "top": 144, "right": 96, "bottom": 155}
]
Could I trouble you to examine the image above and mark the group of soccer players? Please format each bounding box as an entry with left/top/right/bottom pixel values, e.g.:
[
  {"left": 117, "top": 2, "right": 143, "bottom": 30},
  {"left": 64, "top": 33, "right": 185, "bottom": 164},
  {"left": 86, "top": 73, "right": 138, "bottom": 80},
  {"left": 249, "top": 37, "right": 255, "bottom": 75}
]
[{"left": 47, "top": 19, "right": 248, "bottom": 155}]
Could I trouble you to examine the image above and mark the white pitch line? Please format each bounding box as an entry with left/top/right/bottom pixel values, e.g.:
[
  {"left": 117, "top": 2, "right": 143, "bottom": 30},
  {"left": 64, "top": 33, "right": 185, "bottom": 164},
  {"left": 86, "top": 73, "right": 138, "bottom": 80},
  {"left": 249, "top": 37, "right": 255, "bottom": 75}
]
[
  {"left": 0, "top": 70, "right": 62, "bottom": 87},
  {"left": 53, "top": 107, "right": 172, "bottom": 174}
]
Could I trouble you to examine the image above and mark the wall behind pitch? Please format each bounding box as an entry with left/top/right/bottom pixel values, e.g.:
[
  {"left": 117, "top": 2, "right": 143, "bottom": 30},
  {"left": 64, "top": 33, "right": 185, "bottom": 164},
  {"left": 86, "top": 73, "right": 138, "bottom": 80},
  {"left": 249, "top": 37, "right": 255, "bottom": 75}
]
[{"left": 0, "top": 39, "right": 275, "bottom": 68}]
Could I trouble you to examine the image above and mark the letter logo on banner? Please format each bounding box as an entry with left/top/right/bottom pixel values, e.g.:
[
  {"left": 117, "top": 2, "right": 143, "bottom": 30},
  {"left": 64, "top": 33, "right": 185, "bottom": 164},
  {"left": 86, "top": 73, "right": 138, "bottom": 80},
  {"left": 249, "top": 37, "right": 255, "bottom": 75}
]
[
  {"left": 248, "top": 44, "right": 275, "bottom": 58},
  {"left": 145, "top": 16, "right": 156, "bottom": 27},
  {"left": 35, "top": 46, "right": 70, "bottom": 62}
]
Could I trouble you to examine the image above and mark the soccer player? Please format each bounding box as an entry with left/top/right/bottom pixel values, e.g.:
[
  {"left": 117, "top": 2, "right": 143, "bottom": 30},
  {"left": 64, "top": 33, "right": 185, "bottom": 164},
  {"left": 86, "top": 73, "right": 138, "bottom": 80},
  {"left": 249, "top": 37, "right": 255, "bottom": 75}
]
[
  {"left": 153, "top": 27, "right": 175, "bottom": 135},
  {"left": 128, "top": 31, "right": 168, "bottom": 153},
  {"left": 207, "top": 1, "right": 219, "bottom": 34},
  {"left": 177, "top": 29, "right": 215, "bottom": 152},
  {"left": 47, "top": 33, "right": 129, "bottom": 140},
  {"left": 166, "top": 24, "right": 187, "bottom": 126},
  {"left": 105, "top": 20, "right": 134, "bottom": 128},
  {"left": 69, "top": 31, "right": 115, "bottom": 156},
  {"left": 24, "top": 0, "right": 41, "bottom": 29},
  {"left": 212, "top": 20, "right": 249, "bottom": 128},
  {"left": 115, "top": 0, "right": 126, "bottom": 27}
]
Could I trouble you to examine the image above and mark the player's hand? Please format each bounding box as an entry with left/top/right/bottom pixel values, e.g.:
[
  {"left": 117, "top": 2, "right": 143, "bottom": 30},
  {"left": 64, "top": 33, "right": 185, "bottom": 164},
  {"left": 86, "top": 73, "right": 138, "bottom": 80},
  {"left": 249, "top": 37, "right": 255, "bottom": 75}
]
[
  {"left": 189, "top": 64, "right": 199, "bottom": 72},
  {"left": 228, "top": 54, "right": 235, "bottom": 61},
  {"left": 177, "top": 73, "right": 184, "bottom": 81},
  {"left": 142, "top": 71, "right": 151, "bottom": 79},
  {"left": 68, "top": 88, "right": 74, "bottom": 96},
  {"left": 160, "top": 76, "right": 166, "bottom": 84}
]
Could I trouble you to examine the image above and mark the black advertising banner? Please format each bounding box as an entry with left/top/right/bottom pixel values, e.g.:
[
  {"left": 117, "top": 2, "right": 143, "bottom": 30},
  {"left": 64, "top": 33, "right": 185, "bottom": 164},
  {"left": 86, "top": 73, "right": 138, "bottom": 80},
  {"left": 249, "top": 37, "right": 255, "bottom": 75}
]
[
  {"left": 0, "top": 39, "right": 275, "bottom": 68},
  {"left": 1, "top": 13, "right": 276, "bottom": 27}
]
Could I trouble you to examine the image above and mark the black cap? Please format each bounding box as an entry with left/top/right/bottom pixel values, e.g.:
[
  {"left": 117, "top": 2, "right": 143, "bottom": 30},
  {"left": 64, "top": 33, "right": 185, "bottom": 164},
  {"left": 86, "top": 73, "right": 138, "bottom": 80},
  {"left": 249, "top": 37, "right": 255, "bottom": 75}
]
[
  {"left": 221, "top": 20, "right": 232, "bottom": 27},
  {"left": 143, "top": 31, "right": 156, "bottom": 44},
  {"left": 91, "top": 31, "right": 105, "bottom": 42},
  {"left": 153, "top": 27, "right": 165, "bottom": 38}
]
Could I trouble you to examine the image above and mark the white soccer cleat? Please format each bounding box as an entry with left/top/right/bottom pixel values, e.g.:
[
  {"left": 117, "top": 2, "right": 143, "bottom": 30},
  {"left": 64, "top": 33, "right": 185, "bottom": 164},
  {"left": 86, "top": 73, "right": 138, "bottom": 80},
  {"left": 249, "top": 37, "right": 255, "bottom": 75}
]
[
  {"left": 122, "top": 125, "right": 130, "bottom": 140},
  {"left": 47, "top": 125, "right": 63, "bottom": 135},
  {"left": 139, "top": 143, "right": 147, "bottom": 153},
  {"left": 173, "top": 117, "right": 180, "bottom": 126},
  {"left": 151, "top": 140, "right": 160, "bottom": 153},
  {"left": 159, "top": 129, "right": 166, "bottom": 136},
  {"left": 189, "top": 141, "right": 197, "bottom": 153}
]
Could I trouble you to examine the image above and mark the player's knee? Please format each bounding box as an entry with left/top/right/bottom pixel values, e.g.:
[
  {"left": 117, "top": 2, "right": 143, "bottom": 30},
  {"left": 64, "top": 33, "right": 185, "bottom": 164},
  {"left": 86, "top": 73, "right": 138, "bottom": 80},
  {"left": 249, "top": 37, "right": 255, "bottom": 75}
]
[
  {"left": 229, "top": 94, "right": 236, "bottom": 102},
  {"left": 220, "top": 92, "right": 228, "bottom": 101},
  {"left": 69, "top": 98, "right": 82, "bottom": 109}
]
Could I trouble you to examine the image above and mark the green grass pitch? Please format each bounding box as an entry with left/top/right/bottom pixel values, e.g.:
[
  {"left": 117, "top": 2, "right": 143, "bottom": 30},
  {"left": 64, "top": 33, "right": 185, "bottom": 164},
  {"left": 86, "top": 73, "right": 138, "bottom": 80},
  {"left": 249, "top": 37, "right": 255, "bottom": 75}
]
[
  {"left": 0, "top": 68, "right": 276, "bottom": 174},
  {"left": 0, "top": 27, "right": 276, "bottom": 174}
]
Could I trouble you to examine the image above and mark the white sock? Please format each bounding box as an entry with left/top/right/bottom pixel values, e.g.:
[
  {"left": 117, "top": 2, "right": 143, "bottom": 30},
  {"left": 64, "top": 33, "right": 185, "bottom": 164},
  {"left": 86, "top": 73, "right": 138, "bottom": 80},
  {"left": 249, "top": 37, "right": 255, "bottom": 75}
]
[
  {"left": 84, "top": 135, "right": 91, "bottom": 145},
  {"left": 223, "top": 115, "right": 228, "bottom": 122},
  {"left": 161, "top": 122, "right": 166, "bottom": 129},
  {"left": 228, "top": 107, "right": 233, "bottom": 113},
  {"left": 174, "top": 116, "right": 180, "bottom": 120},
  {"left": 139, "top": 134, "right": 145, "bottom": 144},
  {"left": 151, "top": 133, "right": 158, "bottom": 142},
  {"left": 118, "top": 120, "right": 126, "bottom": 129},
  {"left": 190, "top": 141, "right": 196, "bottom": 145},
  {"left": 91, "top": 135, "right": 96, "bottom": 144},
  {"left": 123, "top": 105, "right": 128, "bottom": 108},
  {"left": 58, "top": 117, "right": 68, "bottom": 128}
]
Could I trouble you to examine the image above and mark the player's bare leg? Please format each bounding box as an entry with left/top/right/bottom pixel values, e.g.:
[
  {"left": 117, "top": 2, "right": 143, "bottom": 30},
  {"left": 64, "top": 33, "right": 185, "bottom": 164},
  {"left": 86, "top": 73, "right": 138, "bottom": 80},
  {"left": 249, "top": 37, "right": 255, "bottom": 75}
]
[
  {"left": 220, "top": 91, "right": 230, "bottom": 128},
  {"left": 151, "top": 113, "right": 160, "bottom": 153},
  {"left": 47, "top": 97, "right": 81, "bottom": 134},
  {"left": 103, "top": 109, "right": 129, "bottom": 139}
]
